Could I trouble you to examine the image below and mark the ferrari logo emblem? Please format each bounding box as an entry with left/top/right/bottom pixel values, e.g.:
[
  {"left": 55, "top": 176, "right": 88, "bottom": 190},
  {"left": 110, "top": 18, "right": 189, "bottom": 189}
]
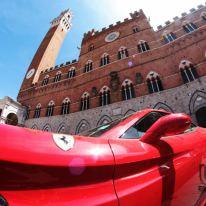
[{"left": 53, "top": 134, "right": 74, "bottom": 151}]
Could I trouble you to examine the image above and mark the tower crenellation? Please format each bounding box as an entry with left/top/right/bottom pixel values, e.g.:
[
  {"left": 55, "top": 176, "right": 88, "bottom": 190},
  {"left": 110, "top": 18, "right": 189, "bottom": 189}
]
[
  {"left": 156, "top": 3, "right": 206, "bottom": 31},
  {"left": 173, "top": 16, "right": 179, "bottom": 21},
  {"left": 181, "top": 12, "right": 187, "bottom": 17},
  {"left": 50, "top": 9, "right": 72, "bottom": 32},
  {"left": 83, "top": 9, "right": 145, "bottom": 41},
  {"left": 82, "top": 9, "right": 144, "bottom": 41},
  {"left": 39, "top": 58, "right": 78, "bottom": 75}
]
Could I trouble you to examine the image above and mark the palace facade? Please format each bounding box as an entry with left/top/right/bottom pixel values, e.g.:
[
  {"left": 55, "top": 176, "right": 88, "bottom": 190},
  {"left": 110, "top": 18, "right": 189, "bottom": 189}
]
[{"left": 17, "top": 4, "right": 206, "bottom": 134}]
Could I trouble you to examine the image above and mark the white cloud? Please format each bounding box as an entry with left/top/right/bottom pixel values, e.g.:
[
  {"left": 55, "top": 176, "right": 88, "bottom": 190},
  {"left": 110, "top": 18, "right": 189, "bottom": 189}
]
[{"left": 82, "top": 0, "right": 205, "bottom": 29}]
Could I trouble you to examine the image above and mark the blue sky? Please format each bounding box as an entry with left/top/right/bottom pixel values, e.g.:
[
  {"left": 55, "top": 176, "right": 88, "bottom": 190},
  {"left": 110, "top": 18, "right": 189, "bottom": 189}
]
[{"left": 0, "top": 0, "right": 204, "bottom": 99}]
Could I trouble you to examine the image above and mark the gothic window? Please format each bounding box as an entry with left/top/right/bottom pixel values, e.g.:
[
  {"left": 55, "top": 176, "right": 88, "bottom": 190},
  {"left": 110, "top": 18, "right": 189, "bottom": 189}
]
[
  {"left": 99, "top": 86, "right": 111, "bottom": 106},
  {"left": 118, "top": 47, "right": 129, "bottom": 60},
  {"left": 138, "top": 40, "right": 150, "bottom": 53},
  {"left": 31, "top": 125, "right": 38, "bottom": 130},
  {"left": 76, "top": 119, "right": 90, "bottom": 134},
  {"left": 133, "top": 26, "right": 139, "bottom": 33},
  {"left": 146, "top": 72, "right": 163, "bottom": 93},
  {"left": 57, "top": 124, "right": 66, "bottom": 133},
  {"left": 67, "top": 67, "right": 76, "bottom": 78},
  {"left": 100, "top": 53, "right": 110, "bottom": 66},
  {"left": 88, "top": 44, "right": 94, "bottom": 51},
  {"left": 61, "top": 98, "right": 70, "bottom": 115},
  {"left": 54, "top": 71, "right": 62, "bottom": 82},
  {"left": 25, "top": 106, "right": 30, "bottom": 120},
  {"left": 43, "top": 124, "right": 52, "bottom": 132},
  {"left": 182, "top": 22, "right": 198, "bottom": 33},
  {"left": 42, "top": 75, "right": 49, "bottom": 86},
  {"left": 179, "top": 60, "right": 199, "bottom": 83},
  {"left": 121, "top": 79, "right": 135, "bottom": 101},
  {"left": 201, "top": 12, "right": 206, "bottom": 21},
  {"left": 97, "top": 115, "right": 112, "bottom": 126},
  {"left": 33, "top": 103, "right": 41, "bottom": 118},
  {"left": 80, "top": 92, "right": 90, "bottom": 111},
  {"left": 163, "top": 32, "right": 176, "bottom": 43},
  {"left": 84, "top": 60, "right": 93, "bottom": 73},
  {"left": 46, "top": 100, "right": 55, "bottom": 117}
]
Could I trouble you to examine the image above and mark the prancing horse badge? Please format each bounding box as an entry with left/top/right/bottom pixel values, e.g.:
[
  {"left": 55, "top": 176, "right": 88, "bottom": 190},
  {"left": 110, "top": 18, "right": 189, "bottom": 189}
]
[{"left": 53, "top": 134, "right": 75, "bottom": 151}]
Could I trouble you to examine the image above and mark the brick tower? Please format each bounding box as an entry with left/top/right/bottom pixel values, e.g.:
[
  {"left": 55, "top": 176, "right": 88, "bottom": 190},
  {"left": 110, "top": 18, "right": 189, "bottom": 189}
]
[{"left": 19, "top": 9, "right": 72, "bottom": 91}]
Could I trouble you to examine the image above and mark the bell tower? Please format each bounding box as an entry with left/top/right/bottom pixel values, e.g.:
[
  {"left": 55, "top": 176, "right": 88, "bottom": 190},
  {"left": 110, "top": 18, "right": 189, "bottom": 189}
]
[{"left": 19, "top": 9, "right": 72, "bottom": 90}]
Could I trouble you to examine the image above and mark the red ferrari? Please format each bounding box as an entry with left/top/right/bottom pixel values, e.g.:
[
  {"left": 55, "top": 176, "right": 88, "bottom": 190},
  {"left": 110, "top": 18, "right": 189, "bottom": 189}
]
[{"left": 0, "top": 109, "right": 206, "bottom": 206}]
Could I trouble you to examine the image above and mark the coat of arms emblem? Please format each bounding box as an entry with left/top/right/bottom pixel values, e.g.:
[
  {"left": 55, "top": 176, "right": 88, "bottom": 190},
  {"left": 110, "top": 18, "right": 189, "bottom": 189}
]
[{"left": 53, "top": 134, "right": 74, "bottom": 151}]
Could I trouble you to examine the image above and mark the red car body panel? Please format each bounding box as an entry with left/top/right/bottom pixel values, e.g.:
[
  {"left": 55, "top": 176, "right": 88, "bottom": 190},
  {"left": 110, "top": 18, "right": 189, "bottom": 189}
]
[
  {"left": 0, "top": 109, "right": 206, "bottom": 206},
  {"left": 109, "top": 128, "right": 206, "bottom": 206},
  {"left": 0, "top": 125, "right": 118, "bottom": 206}
]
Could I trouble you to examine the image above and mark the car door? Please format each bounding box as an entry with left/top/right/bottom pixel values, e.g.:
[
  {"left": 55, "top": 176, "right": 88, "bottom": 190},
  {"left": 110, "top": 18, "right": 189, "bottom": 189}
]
[
  {"left": 162, "top": 128, "right": 205, "bottom": 206},
  {"left": 109, "top": 111, "right": 203, "bottom": 206}
]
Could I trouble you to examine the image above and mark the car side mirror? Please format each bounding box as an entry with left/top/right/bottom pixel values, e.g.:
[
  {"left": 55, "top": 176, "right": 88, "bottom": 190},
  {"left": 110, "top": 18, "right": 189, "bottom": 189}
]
[{"left": 141, "top": 113, "right": 191, "bottom": 144}]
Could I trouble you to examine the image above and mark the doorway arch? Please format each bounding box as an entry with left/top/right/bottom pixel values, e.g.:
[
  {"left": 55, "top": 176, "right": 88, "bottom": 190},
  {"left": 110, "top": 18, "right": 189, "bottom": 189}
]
[
  {"left": 196, "top": 107, "right": 206, "bottom": 128},
  {"left": 6, "top": 113, "right": 18, "bottom": 126}
]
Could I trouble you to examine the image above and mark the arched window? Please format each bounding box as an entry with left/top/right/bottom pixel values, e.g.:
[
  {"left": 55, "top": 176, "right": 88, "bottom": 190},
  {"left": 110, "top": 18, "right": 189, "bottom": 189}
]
[
  {"left": 99, "top": 86, "right": 111, "bottom": 106},
  {"left": 61, "top": 98, "right": 70, "bottom": 115},
  {"left": 182, "top": 22, "right": 198, "bottom": 33},
  {"left": 57, "top": 124, "right": 66, "bottom": 133},
  {"left": 137, "top": 40, "right": 150, "bottom": 53},
  {"left": 43, "top": 124, "right": 52, "bottom": 132},
  {"left": 118, "top": 47, "right": 129, "bottom": 59},
  {"left": 33, "top": 103, "right": 41, "bottom": 118},
  {"left": 76, "top": 119, "right": 90, "bottom": 134},
  {"left": 25, "top": 106, "right": 30, "bottom": 120},
  {"left": 46, "top": 100, "right": 55, "bottom": 117},
  {"left": 162, "top": 31, "right": 176, "bottom": 43},
  {"left": 67, "top": 67, "right": 76, "bottom": 78},
  {"left": 88, "top": 44, "right": 94, "bottom": 51},
  {"left": 31, "top": 124, "right": 38, "bottom": 130},
  {"left": 179, "top": 60, "right": 199, "bottom": 83},
  {"left": 80, "top": 92, "right": 90, "bottom": 111},
  {"left": 100, "top": 53, "right": 110, "bottom": 66},
  {"left": 84, "top": 60, "right": 93, "bottom": 73},
  {"left": 133, "top": 26, "right": 139, "bottom": 33},
  {"left": 54, "top": 71, "right": 62, "bottom": 82},
  {"left": 201, "top": 12, "right": 206, "bottom": 21},
  {"left": 121, "top": 79, "right": 135, "bottom": 100},
  {"left": 42, "top": 75, "right": 49, "bottom": 86},
  {"left": 146, "top": 72, "right": 163, "bottom": 93}
]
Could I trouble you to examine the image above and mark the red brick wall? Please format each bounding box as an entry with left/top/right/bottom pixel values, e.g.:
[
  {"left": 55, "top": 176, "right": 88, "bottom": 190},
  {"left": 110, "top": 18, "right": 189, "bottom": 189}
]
[{"left": 18, "top": 6, "right": 206, "bottom": 119}]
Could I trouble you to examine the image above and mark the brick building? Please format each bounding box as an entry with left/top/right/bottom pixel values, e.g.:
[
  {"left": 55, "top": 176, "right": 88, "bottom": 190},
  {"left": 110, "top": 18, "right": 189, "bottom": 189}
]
[{"left": 18, "top": 4, "right": 206, "bottom": 134}]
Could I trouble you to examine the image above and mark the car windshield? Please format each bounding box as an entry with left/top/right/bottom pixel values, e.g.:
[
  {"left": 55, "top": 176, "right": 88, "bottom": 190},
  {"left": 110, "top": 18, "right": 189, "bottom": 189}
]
[
  {"left": 80, "top": 114, "right": 133, "bottom": 137},
  {"left": 121, "top": 111, "right": 168, "bottom": 139}
]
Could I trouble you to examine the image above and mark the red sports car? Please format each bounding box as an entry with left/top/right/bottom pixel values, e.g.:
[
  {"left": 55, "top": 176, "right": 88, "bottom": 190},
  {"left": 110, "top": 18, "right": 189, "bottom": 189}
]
[{"left": 0, "top": 109, "right": 206, "bottom": 206}]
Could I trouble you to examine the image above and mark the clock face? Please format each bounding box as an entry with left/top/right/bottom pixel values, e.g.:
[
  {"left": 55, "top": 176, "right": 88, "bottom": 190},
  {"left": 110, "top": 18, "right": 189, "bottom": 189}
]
[
  {"left": 26, "top": 68, "right": 35, "bottom": 79},
  {"left": 105, "top": 32, "right": 120, "bottom": 42}
]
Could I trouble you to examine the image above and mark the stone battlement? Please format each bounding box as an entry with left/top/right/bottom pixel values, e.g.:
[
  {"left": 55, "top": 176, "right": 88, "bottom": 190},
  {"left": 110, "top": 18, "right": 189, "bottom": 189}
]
[
  {"left": 83, "top": 9, "right": 144, "bottom": 40},
  {"left": 40, "top": 59, "right": 78, "bottom": 74},
  {"left": 157, "top": 3, "right": 206, "bottom": 31}
]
